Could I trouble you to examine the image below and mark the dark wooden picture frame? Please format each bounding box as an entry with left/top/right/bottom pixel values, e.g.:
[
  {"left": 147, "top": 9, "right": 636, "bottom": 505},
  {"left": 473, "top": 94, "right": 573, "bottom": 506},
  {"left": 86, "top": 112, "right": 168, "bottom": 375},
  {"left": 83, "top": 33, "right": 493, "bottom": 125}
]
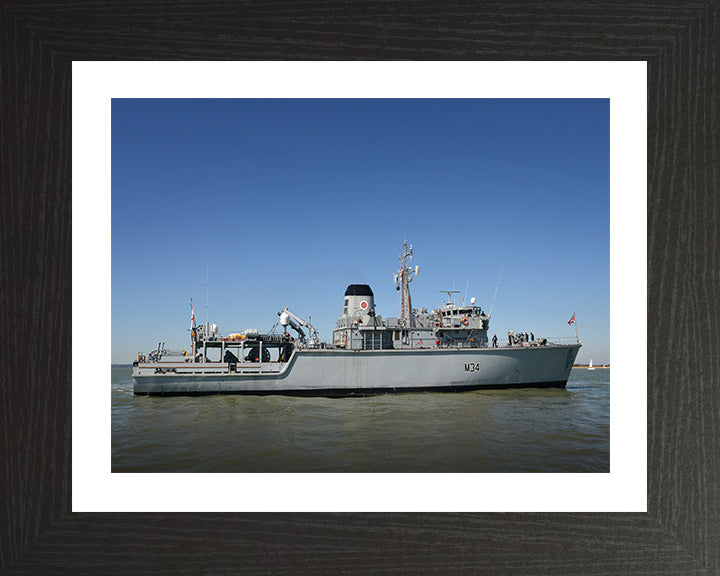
[{"left": 2, "top": 2, "right": 718, "bottom": 574}]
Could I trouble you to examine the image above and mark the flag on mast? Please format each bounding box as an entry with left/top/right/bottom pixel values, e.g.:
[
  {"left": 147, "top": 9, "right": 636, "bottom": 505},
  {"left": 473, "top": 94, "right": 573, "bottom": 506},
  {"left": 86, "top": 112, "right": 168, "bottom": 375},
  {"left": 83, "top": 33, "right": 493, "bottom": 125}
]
[{"left": 568, "top": 314, "right": 576, "bottom": 325}]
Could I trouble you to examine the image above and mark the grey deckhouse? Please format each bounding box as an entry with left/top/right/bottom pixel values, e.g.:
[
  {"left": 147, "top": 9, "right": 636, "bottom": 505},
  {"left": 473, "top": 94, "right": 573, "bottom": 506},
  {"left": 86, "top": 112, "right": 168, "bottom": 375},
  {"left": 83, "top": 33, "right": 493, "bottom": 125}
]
[{"left": 333, "top": 241, "right": 489, "bottom": 351}]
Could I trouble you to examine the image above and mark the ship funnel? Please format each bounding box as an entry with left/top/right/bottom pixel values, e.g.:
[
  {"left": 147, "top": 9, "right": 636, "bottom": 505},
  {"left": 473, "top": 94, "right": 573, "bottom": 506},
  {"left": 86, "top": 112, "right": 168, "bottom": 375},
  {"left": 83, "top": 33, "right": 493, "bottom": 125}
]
[{"left": 343, "top": 284, "right": 375, "bottom": 319}]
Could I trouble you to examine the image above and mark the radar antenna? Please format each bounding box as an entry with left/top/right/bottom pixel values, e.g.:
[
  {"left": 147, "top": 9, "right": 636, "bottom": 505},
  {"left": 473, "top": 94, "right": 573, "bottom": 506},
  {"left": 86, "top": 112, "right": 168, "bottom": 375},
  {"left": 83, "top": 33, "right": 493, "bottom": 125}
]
[{"left": 439, "top": 290, "right": 460, "bottom": 306}]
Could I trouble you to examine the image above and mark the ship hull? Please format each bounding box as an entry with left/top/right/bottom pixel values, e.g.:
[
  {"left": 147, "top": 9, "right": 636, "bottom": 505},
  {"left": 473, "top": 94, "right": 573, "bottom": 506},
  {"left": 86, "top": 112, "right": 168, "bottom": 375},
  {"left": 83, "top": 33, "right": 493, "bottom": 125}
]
[{"left": 133, "top": 344, "right": 580, "bottom": 397}]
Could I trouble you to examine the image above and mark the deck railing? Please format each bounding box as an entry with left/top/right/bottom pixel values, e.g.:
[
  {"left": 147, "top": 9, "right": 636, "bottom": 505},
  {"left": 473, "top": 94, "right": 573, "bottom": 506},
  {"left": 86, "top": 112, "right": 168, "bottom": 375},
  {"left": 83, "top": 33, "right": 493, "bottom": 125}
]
[{"left": 539, "top": 337, "right": 581, "bottom": 346}]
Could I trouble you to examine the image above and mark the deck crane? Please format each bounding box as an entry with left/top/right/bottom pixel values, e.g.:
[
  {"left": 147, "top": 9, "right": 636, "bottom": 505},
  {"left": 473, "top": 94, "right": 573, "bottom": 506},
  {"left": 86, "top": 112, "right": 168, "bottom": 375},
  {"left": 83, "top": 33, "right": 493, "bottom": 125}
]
[
  {"left": 278, "top": 307, "right": 320, "bottom": 348},
  {"left": 148, "top": 342, "right": 187, "bottom": 362}
]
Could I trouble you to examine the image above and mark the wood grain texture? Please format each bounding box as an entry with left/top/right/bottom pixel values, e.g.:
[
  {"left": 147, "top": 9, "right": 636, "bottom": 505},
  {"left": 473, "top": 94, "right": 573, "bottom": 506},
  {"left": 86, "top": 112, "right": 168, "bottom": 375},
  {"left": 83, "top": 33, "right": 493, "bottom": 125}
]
[{"left": 1, "top": 1, "right": 718, "bottom": 574}]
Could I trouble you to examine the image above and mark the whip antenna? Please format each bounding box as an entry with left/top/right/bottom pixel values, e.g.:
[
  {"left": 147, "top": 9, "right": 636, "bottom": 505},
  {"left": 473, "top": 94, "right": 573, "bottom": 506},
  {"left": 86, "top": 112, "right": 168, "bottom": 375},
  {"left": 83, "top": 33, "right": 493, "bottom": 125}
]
[{"left": 488, "top": 266, "right": 504, "bottom": 318}]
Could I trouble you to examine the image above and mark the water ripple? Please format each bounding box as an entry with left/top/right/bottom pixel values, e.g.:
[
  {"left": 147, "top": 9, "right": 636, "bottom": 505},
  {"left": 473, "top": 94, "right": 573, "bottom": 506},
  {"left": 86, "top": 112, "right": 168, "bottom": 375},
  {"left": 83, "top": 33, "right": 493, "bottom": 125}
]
[{"left": 112, "top": 367, "right": 609, "bottom": 473}]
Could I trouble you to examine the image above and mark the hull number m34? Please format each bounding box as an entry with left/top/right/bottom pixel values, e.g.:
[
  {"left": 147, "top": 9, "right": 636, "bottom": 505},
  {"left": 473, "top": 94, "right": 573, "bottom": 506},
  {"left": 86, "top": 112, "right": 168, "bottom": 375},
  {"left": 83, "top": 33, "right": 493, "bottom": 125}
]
[{"left": 465, "top": 363, "right": 480, "bottom": 372}]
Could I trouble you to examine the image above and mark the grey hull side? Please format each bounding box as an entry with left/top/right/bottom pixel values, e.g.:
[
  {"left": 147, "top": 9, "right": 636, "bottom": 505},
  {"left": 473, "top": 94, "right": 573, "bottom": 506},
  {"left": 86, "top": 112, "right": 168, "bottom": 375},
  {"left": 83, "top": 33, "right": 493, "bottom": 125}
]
[{"left": 133, "top": 345, "right": 580, "bottom": 396}]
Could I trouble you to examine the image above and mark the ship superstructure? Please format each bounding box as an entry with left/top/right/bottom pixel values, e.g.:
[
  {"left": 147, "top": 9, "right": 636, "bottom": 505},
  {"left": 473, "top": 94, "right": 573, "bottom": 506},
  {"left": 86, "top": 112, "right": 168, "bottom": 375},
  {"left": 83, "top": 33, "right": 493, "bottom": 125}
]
[
  {"left": 133, "top": 241, "right": 581, "bottom": 396},
  {"left": 331, "top": 241, "right": 490, "bottom": 351}
]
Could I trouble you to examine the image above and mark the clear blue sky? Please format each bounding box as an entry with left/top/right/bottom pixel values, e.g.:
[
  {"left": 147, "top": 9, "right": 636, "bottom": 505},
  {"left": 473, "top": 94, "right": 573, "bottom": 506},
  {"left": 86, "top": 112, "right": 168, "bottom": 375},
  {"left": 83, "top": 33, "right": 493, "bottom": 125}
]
[{"left": 112, "top": 98, "right": 609, "bottom": 364}]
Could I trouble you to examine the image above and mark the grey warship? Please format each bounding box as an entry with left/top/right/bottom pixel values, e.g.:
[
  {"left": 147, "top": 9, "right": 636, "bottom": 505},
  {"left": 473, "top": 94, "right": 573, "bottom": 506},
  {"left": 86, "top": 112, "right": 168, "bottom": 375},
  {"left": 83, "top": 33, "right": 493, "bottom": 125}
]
[{"left": 133, "top": 241, "right": 581, "bottom": 396}]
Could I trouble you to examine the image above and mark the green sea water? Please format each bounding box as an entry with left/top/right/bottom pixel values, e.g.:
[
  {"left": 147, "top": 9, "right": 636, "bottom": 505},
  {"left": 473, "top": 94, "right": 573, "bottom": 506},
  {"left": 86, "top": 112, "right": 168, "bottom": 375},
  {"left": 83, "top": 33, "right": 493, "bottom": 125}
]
[{"left": 112, "top": 367, "right": 609, "bottom": 473}]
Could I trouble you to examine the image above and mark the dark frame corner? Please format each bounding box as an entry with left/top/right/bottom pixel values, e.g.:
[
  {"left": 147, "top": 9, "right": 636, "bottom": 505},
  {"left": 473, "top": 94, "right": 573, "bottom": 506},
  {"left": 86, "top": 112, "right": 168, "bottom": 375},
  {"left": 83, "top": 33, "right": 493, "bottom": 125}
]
[{"left": 1, "top": 1, "right": 718, "bottom": 573}]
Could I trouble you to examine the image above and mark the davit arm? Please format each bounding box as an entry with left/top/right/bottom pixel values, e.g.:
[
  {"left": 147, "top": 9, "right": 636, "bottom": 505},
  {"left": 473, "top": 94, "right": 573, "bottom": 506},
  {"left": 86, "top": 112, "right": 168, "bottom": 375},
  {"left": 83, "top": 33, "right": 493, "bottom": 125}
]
[{"left": 278, "top": 307, "right": 319, "bottom": 345}]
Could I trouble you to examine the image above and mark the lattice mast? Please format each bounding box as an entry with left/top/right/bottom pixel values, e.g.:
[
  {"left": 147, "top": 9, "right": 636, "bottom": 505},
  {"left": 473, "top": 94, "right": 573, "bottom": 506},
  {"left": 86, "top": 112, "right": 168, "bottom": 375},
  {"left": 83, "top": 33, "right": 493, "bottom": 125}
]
[{"left": 394, "top": 239, "right": 418, "bottom": 328}]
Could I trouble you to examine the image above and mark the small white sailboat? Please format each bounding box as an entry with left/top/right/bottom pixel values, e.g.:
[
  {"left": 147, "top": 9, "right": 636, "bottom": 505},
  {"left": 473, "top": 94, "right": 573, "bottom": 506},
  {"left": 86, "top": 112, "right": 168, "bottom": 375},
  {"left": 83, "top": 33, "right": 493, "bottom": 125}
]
[{"left": 587, "top": 358, "right": 595, "bottom": 371}]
